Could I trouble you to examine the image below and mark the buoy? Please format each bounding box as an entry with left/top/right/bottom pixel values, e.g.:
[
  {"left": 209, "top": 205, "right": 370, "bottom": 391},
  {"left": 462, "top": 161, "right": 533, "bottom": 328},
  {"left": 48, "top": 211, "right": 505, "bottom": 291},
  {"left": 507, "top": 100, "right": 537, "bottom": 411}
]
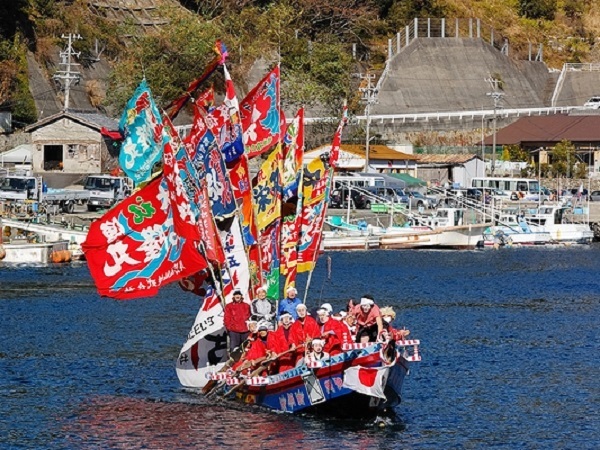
[{"left": 51, "top": 249, "right": 72, "bottom": 263}]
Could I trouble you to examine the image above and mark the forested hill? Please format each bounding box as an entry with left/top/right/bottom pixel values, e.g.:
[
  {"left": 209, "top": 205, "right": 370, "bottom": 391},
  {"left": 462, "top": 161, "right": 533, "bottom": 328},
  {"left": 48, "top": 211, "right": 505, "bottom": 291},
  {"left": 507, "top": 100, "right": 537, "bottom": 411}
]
[{"left": 1, "top": 0, "right": 600, "bottom": 126}]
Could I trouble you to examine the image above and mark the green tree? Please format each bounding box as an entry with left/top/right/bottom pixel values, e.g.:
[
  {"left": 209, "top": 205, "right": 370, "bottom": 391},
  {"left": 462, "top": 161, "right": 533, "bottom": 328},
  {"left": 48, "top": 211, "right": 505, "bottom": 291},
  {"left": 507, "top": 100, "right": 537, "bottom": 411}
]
[
  {"left": 551, "top": 140, "right": 576, "bottom": 177},
  {"left": 519, "top": 0, "right": 557, "bottom": 20}
]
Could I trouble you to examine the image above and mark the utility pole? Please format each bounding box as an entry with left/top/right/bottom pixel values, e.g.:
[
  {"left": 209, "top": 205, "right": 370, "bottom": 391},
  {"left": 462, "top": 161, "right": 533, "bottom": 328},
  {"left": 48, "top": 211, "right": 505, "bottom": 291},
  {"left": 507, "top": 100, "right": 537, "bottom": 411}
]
[
  {"left": 354, "top": 72, "right": 377, "bottom": 173},
  {"left": 486, "top": 77, "right": 504, "bottom": 175},
  {"left": 53, "top": 33, "right": 82, "bottom": 111}
]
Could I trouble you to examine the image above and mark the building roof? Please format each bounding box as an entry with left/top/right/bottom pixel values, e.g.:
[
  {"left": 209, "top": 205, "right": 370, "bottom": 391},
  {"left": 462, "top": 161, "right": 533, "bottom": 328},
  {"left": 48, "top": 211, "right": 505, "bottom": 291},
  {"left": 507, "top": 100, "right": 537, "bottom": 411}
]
[
  {"left": 340, "top": 144, "right": 419, "bottom": 161},
  {"left": 482, "top": 114, "right": 600, "bottom": 146},
  {"left": 25, "top": 110, "right": 118, "bottom": 133},
  {"left": 416, "top": 153, "right": 480, "bottom": 164}
]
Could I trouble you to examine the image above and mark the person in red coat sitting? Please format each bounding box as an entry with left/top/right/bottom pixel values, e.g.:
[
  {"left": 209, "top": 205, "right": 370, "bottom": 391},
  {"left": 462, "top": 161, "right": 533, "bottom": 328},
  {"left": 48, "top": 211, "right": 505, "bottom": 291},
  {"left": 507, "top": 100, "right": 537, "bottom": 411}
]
[
  {"left": 223, "top": 289, "right": 251, "bottom": 354},
  {"left": 315, "top": 307, "right": 344, "bottom": 356},
  {"left": 269, "top": 313, "right": 296, "bottom": 372},
  {"left": 238, "top": 321, "right": 281, "bottom": 375},
  {"left": 289, "top": 304, "right": 320, "bottom": 346},
  {"left": 289, "top": 303, "right": 320, "bottom": 364}
]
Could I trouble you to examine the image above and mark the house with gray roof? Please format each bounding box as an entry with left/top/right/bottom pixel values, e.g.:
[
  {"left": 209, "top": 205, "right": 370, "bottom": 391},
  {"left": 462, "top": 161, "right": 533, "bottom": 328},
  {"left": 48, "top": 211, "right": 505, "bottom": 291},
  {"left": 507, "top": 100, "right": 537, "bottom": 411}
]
[{"left": 24, "top": 111, "right": 119, "bottom": 178}]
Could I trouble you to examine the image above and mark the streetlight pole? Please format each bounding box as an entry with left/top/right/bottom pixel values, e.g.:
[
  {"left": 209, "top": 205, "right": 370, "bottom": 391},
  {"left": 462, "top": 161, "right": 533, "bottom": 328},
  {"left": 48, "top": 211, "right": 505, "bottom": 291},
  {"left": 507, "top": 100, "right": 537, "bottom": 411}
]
[
  {"left": 355, "top": 72, "right": 377, "bottom": 173},
  {"left": 486, "top": 77, "right": 504, "bottom": 176}
]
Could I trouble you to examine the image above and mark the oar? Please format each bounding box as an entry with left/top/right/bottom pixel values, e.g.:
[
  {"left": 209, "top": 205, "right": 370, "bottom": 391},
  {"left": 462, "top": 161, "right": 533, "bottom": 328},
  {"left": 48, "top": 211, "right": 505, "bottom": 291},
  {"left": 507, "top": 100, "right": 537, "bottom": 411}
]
[
  {"left": 202, "top": 357, "right": 234, "bottom": 396},
  {"left": 222, "top": 344, "right": 305, "bottom": 398}
]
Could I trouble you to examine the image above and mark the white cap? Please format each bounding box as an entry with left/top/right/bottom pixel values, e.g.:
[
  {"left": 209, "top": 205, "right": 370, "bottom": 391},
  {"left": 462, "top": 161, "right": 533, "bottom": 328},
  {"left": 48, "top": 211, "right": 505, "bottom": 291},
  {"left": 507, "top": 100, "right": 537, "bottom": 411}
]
[
  {"left": 286, "top": 286, "right": 297, "bottom": 295},
  {"left": 360, "top": 297, "right": 374, "bottom": 306},
  {"left": 312, "top": 339, "right": 325, "bottom": 346},
  {"left": 321, "top": 303, "right": 333, "bottom": 313},
  {"left": 280, "top": 312, "right": 293, "bottom": 319},
  {"left": 296, "top": 303, "right": 307, "bottom": 310},
  {"left": 256, "top": 286, "right": 267, "bottom": 293},
  {"left": 316, "top": 308, "right": 329, "bottom": 316},
  {"left": 339, "top": 311, "right": 347, "bottom": 318}
]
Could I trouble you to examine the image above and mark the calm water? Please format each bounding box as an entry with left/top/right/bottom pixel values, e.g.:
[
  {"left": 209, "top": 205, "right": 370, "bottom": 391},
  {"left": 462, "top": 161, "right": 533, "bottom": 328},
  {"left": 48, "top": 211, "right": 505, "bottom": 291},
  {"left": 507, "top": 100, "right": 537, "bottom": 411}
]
[{"left": 1, "top": 247, "right": 599, "bottom": 449}]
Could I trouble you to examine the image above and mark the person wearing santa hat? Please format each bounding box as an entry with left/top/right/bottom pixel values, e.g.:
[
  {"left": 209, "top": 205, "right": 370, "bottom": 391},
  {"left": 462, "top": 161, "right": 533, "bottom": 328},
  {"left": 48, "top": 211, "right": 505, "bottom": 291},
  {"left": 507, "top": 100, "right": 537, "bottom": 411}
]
[
  {"left": 269, "top": 312, "right": 296, "bottom": 372},
  {"left": 316, "top": 307, "right": 345, "bottom": 356},
  {"left": 352, "top": 294, "right": 383, "bottom": 343},
  {"left": 277, "top": 286, "right": 302, "bottom": 320},
  {"left": 251, "top": 286, "right": 275, "bottom": 324},
  {"left": 289, "top": 303, "right": 320, "bottom": 349}
]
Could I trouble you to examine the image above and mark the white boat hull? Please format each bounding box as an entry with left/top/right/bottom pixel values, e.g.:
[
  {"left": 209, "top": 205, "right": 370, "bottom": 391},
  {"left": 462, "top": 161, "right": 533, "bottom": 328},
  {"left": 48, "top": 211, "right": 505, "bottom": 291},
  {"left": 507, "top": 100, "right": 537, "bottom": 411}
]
[{"left": 1, "top": 240, "right": 70, "bottom": 264}]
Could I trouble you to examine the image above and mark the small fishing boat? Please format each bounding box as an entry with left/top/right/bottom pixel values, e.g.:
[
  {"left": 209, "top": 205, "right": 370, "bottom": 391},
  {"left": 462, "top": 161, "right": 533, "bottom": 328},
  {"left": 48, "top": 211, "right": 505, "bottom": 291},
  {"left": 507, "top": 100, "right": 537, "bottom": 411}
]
[
  {"left": 480, "top": 210, "right": 552, "bottom": 248},
  {"left": 0, "top": 239, "right": 71, "bottom": 264}
]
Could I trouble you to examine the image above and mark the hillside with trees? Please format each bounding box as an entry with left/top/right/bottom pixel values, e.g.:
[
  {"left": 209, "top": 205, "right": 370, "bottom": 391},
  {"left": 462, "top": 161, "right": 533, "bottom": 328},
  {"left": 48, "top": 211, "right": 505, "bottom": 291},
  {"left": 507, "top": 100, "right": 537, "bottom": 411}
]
[{"left": 1, "top": 0, "right": 600, "bottom": 127}]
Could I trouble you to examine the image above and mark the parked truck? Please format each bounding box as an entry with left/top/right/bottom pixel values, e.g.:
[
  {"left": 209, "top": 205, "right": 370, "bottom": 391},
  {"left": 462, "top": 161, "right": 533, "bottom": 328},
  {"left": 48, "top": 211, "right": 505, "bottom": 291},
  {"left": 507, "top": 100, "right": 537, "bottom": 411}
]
[
  {"left": 0, "top": 175, "right": 89, "bottom": 213},
  {"left": 83, "top": 174, "right": 133, "bottom": 211}
]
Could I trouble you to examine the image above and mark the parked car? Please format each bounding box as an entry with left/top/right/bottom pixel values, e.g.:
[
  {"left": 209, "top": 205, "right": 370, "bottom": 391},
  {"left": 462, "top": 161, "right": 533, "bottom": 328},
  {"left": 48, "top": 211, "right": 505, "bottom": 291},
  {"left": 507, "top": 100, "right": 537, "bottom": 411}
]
[
  {"left": 407, "top": 191, "right": 431, "bottom": 209},
  {"left": 590, "top": 190, "right": 600, "bottom": 201},
  {"left": 329, "top": 188, "right": 371, "bottom": 209},
  {"left": 583, "top": 96, "right": 600, "bottom": 109}
]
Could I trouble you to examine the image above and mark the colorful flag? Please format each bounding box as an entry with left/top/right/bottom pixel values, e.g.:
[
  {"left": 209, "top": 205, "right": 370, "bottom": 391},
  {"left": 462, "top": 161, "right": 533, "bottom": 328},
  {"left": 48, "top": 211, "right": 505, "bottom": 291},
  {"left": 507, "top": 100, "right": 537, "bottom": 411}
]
[
  {"left": 253, "top": 144, "right": 283, "bottom": 230},
  {"left": 240, "top": 65, "right": 281, "bottom": 158},
  {"left": 219, "top": 217, "right": 251, "bottom": 303},
  {"left": 228, "top": 155, "right": 256, "bottom": 246},
  {"left": 176, "top": 284, "right": 228, "bottom": 389},
  {"left": 82, "top": 176, "right": 208, "bottom": 299},
  {"left": 280, "top": 109, "right": 304, "bottom": 287},
  {"left": 296, "top": 156, "right": 330, "bottom": 274},
  {"left": 342, "top": 366, "right": 390, "bottom": 399},
  {"left": 192, "top": 113, "right": 237, "bottom": 222},
  {"left": 281, "top": 108, "right": 304, "bottom": 201},
  {"left": 258, "top": 219, "right": 281, "bottom": 300},
  {"left": 118, "top": 80, "right": 167, "bottom": 185},
  {"left": 329, "top": 104, "right": 348, "bottom": 168}
]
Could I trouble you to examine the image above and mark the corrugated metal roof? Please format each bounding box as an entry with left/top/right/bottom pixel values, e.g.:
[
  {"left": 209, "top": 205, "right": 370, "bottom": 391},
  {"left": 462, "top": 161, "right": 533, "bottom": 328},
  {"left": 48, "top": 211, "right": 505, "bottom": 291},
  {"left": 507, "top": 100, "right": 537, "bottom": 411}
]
[
  {"left": 416, "top": 153, "right": 479, "bottom": 164},
  {"left": 482, "top": 114, "right": 600, "bottom": 145}
]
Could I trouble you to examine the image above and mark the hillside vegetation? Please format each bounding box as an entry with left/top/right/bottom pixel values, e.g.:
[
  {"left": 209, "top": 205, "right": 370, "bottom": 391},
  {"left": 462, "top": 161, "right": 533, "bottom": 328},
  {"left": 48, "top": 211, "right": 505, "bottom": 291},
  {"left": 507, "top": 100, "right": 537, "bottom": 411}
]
[{"left": 1, "top": 0, "right": 600, "bottom": 126}]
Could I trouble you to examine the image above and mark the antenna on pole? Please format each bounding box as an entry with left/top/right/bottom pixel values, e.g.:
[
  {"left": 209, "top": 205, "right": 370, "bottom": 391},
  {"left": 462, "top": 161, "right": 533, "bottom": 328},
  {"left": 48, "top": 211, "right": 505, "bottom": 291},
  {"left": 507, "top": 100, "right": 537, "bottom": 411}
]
[
  {"left": 53, "top": 33, "right": 83, "bottom": 112},
  {"left": 485, "top": 77, "right": 504, "bottom": 175}
]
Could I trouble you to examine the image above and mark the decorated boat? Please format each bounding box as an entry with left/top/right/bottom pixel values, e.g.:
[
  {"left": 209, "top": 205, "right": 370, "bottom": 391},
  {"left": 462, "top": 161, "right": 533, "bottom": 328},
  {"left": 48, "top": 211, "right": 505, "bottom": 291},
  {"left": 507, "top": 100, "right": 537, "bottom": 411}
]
[
  {"left": 200, "top": 340, "right": 420, "bottom": 416},
  {"left": 81, "top": 42, "right": 421, "bottom": 420}
]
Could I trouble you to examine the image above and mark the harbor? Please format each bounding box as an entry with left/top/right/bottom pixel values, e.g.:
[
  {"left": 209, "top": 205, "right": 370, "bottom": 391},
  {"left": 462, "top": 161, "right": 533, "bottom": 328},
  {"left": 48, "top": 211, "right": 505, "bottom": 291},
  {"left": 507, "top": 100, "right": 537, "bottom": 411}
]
[{"left": 2, "top": 248, "right": 599, "bottom": 447}]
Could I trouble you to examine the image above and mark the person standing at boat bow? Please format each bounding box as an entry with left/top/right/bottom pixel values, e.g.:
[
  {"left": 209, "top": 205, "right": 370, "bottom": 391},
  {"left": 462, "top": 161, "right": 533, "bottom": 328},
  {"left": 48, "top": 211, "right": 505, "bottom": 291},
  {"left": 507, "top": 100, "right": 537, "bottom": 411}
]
[
  {"left": 277, "top": 287, "right": 302, "bottom": 320},
  {"left": 251, "top": 286, "right": 275, "bottom": 325},
  {"left": 352, "top": 295, "right": 383, "bottom": 343},
  {"left": 223, "top": 290, "right": 251, "bottom": 354}
]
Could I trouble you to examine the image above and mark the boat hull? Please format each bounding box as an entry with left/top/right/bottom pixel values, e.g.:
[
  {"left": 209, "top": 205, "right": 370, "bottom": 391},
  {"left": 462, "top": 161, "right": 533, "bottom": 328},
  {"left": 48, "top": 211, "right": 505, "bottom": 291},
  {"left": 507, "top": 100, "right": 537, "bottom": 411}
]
[
  {"left": 220, "top": 343, "right": 415, "bottom": 417},
  {"left": 1, "top": 240, "right": 70, "bottom": 264}
]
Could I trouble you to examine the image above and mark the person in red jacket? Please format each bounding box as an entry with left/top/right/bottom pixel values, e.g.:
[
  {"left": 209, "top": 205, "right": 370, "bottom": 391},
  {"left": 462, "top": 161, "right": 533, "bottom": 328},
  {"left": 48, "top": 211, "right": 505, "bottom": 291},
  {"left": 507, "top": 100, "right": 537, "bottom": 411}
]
[
  {"left": 289, "top": 304, "right": 320, "bottom": 346},
  {"left": 223, "top": 289, "right": 251, "bottom": 354},
  {"left": 352, "top": 295, "right": 383, "bottom": 343},
  {"left": 269, "top": 313, "right": 296, "bottom": 372},
  {"left": 315, "top": 307, "right": 344, "bottom": 356}
]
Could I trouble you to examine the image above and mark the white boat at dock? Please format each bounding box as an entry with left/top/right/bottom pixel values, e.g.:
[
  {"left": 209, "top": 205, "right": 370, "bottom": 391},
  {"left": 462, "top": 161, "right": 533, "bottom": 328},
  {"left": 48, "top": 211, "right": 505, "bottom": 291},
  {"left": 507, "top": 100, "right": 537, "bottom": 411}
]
[
  {"left": 0, "top": 238, "right": 71, "bottom": 264},
  {"left": 1, "top": 217, "right": 86, "bottom": 262}
]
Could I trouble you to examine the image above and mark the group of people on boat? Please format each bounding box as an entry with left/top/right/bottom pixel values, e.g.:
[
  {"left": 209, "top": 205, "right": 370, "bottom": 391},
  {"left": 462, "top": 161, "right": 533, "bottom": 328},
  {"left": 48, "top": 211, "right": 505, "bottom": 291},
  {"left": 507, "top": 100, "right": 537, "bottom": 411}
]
[{"left": 223, "top": 287, "right": 410, "bottom": 376}]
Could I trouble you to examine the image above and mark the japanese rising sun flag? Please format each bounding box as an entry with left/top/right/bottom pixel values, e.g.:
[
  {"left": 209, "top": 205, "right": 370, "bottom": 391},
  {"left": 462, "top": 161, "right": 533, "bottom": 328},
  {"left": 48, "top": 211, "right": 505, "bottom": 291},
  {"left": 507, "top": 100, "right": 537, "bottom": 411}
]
[{"left": 240, "top": 65, "right": 280, "bottom": 158}]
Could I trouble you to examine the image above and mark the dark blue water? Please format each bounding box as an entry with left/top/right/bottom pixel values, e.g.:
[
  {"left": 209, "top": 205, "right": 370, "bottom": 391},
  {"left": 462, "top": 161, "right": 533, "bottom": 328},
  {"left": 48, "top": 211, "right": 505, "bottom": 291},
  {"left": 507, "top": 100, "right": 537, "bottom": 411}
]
[{"left": 1, "top": 247, "right": 599, "bottom": 449}]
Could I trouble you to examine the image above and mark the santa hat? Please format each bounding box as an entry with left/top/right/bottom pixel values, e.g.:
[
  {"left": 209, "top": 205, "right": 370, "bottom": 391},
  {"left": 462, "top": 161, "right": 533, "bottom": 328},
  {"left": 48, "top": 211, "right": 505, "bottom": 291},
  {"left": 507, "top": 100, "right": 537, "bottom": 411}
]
[
  {"left": 360, "top": 297, "right": 374, "bottom": 306},
  {"left": 316, "top": 308, "right": 329, "bottom": 316},
  {"left": 321, "top": 303, "right": 333, "bottom": 313}
]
